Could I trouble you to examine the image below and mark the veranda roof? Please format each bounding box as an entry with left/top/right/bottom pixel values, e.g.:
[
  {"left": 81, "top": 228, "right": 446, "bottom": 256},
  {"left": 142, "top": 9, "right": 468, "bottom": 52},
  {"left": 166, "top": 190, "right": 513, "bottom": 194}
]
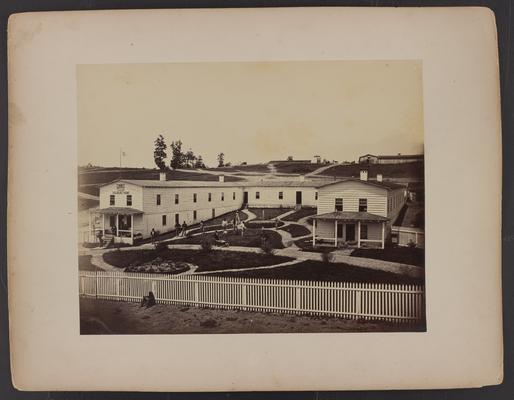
[
  {"left": 312, "top": 211, "right": 389, "bottom": 222},
  {"left": 94, "top": 207, "right": 143, "bottom": 215}
]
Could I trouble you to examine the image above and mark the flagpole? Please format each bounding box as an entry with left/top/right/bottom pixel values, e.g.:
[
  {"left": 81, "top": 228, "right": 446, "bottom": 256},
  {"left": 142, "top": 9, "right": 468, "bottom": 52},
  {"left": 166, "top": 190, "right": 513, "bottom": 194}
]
[{"left": 119, "top": 148, "right": 122, "bottom": 168}]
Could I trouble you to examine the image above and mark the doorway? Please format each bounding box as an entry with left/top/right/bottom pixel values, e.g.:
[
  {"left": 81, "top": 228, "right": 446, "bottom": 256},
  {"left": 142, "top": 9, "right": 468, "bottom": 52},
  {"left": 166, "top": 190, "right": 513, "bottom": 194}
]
[
  {"left": 345, "top": 224, "right": 356, "bottom": 241},
  {"left": 243, "top": 191, "right": 248, "bottom": 206},
  {"left": 296, "top": 191, "right": 302, "bottom": 206}
]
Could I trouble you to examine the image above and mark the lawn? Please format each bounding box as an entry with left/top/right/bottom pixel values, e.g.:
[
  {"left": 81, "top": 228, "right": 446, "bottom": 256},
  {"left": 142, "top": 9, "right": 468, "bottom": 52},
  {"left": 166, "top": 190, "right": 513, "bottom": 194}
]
[
  {"left": 281, "top": 207, "right": 317, "bottom": 222},
  {"left": 172, "top": 229, "right": 285, "bottom": 249},
  {"left": 351, "top": 247, "right": 425, "bottom": 267},
  {"left": 139, "top": 209, "right": 248, "bottom": 244},
  {"left": 78, "top": 255, "right": 102, "bottom": 271},
  {"left": 248, "top": 208, "right": 293, "bottom": 220},
  {"left": 294, "top": 237, "right": 331, "bottom": 253},
  {"left": 80, "top": 298, "right": 425, "bottom": 334},
  {"left": 273, "top": 162, "right": 324, "bottom": 174},
  {"left": 103, "top": 248, "right": 292, "bottom": 272},
  {"left": 278, "top": 224, "right": 311, "bottom": 237},
  {"left": 213, "top": 260, "right": 424, "bottom": 285}
]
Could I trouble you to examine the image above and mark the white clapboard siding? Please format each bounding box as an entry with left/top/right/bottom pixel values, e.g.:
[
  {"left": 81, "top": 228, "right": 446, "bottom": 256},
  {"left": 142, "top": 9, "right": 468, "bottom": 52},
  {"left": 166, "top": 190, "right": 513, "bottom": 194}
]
[
  {"left": 317, "top": 181, "right": 388, "bottom": 216},
  {"left": 79, "top": 271, "right": 425, "bottom": 323},
  {"left": 100, "top": 182, "right": 144, "bottom": 210},
  {"left": 246, "top": 186, "right": 318, "bottom": 208}
]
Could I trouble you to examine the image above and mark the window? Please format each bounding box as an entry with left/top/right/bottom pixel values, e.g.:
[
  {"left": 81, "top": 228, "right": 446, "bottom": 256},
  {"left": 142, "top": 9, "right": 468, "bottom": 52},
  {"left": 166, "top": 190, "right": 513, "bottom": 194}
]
[
  {"left": 156, "top": 194, "right": 161, "bottom": 205},
  {"left": 175, "top": 213, "right": 180, "bottom": 225},
  {"left": 193, "top": 193, "right": 197, "bottom": 203},
  {"left": 361, "top": 224, "right": 368, "bottom": 239},
  {"left": 110, "top": 195, "right": 115, "bottom": 206},
  {"left": 256, "top": 191, "right": 260, "bottom": 199},
  {"left": 193, "top": 210, "right": 197, "bottom": 220},
  {"left": 221, "top": 192, "right": 224, "bottom": 201},
  {"left": 162, "top": 215, "right": 167, "bottom": 226},
  {"left": 208, "top": 193, "right": 212, "bottom": 202},
  {"left": 233, "top": 192, "right": 236, "bottom": 200},
  {"left": 126, "top": 195, "right": 132, "bottom": 206},
  {"left": 175, "top": 193, "right": 179, "bottom": 204},
  {"left": 335, "top": 198, "right": 343, "bottom": 212},
  {"left": 359, "top": 198, "right": 367, "bottom": 212},
  {"left": 278, "top": 191, "right": 283, "bottom": 200},
  {"left": 315, "top": 192, "right": 318, "bottom": 200}
]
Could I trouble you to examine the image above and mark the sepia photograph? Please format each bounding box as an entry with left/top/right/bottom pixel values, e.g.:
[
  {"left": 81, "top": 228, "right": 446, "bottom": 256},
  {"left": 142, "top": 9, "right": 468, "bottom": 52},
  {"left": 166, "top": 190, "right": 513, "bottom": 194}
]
[{"left": 77, "top": 60, "right": 426, "bottom": 334}]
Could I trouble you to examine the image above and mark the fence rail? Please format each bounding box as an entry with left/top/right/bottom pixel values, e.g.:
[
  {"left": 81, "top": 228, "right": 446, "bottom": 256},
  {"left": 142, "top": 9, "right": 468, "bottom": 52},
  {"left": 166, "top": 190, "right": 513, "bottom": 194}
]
[{"left": 79, "top": 271, "right": 425, "bottom": 323}]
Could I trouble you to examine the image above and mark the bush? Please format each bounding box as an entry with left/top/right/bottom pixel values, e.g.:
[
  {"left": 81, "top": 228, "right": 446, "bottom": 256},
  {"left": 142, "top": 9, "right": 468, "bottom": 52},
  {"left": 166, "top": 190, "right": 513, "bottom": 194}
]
[
  {"left": 407, "top": 240, "right": 417, "bottom": 248},
  {"left": 155, "top": 242, "right": 168, "bottom": 251},
  {"left": 261, "top": 239, "right": 276, "bottom": 255},
  {"left": 201, "top": 237, "right": 213, "bottom": 252},
  {"left": 321, "top": 249, "right": 335, "bottom": 263}
]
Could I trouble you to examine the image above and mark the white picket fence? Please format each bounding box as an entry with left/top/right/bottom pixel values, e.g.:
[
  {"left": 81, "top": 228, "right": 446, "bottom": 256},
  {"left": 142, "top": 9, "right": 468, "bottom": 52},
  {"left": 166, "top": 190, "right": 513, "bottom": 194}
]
[{"left": 79, "top": 271, "right": 425, "bottom": 323}]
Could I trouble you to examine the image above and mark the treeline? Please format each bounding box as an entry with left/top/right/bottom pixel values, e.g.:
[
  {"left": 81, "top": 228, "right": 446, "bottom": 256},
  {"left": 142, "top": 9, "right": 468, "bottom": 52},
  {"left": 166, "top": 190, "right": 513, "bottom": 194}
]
[{"left": 153, "top": 135, "right": 230, "bottom": 170}]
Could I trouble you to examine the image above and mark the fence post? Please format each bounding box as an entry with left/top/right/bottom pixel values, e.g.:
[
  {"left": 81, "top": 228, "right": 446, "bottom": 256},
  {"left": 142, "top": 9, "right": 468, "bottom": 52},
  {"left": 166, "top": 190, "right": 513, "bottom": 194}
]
[
  {"left": 242, "top": 283, "right": 247, "bottom": 310},
  {"left": 194, "top": 281, "right": 199, "bottom": 305},
  {"left": 356, "top": 286, "right": 362, "bottom": 317},
  {"left": 116, "top": 278, "right": 120, "bottom": 300},
  {"left": 295, "top": 286, "right": 301, "bottom": 310},
  {"left": 151, "top": 280, "right": 156, "bottom": 298}
]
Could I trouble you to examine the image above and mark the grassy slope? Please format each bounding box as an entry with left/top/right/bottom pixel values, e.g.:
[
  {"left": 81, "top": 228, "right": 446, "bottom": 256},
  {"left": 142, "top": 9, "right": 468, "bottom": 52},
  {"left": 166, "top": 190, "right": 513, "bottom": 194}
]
[
  {"left": 318, "top": 161, "right": 424, "bottom": 179},
  {"left": 172, "top": 229, "right": 284, "bottom": 249}
]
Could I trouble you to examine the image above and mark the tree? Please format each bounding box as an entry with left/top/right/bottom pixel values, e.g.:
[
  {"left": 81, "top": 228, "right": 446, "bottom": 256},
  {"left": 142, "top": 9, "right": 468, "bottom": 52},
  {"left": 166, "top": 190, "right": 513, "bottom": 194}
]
[
  {"left": 184, "top": 149, "right": 196, "bottom": 169},
  {"left": 217, "top": 152, "right": 225, "bottom": 168},
  {"left": 195, "top": 155, "right": 206, "bottom": 168},
  {"left": 153, "top": 134, "right": 167, "bottom": 171},
  {"left": 170, "top": 140, "right": 184, "bottom": 170}
]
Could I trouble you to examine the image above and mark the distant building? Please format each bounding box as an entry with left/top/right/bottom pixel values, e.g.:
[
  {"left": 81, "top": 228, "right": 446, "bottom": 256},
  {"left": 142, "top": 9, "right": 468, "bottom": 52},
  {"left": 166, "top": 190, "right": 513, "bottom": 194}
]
[
  {"left": 312, "top": 155, "right": 322, "bottom": 164},
  {"left": 359, "top": 153, "right": 424, "bottom": 165}
]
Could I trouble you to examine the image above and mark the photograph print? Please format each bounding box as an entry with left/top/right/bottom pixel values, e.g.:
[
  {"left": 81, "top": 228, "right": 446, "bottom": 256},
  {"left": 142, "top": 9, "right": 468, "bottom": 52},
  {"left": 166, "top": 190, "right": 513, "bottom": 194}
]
[{"left": 77, "top": 60, "right": 426, "bottom": 334}]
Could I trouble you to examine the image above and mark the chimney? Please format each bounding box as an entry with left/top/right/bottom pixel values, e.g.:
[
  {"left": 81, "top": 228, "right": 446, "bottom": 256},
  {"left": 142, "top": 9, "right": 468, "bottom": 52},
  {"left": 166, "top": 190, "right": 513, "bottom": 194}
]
[
  {"left": 377, "top": 173, "right": 383, "bottom": 182},
  {"left": 360, "top": 169, "right": 368, "bottom": 181},
  {"left": 219, "top": 175, "right": 225, "bottom": 183},
  {"left": 299, "top": 175, "right": 305, "bottom": 182},
  {"left": 159, "top": 172, "right": 167, "bottom": 181}
]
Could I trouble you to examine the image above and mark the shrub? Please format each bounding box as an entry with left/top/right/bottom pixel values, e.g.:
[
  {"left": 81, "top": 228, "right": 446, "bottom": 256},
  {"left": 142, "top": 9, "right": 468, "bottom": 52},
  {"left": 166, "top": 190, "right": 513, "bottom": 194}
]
[
  {"left": 261, "top": 239, "right": 276, "bottom": 255},
  {"left": 321, "top": 249, "right": 335, "bottom": 263},
  {"left": 407, "top": 240, "right": 417, "bottom": 248},
  {"left": 201, "top": 237, "right": 213, "bottom": 252},
  {"left": 155, "top": 242, "right": 168, "bottom": 251}
]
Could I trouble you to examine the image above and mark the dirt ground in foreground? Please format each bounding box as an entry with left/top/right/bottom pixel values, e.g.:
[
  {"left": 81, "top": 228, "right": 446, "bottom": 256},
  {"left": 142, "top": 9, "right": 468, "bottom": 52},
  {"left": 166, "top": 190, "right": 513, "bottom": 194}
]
[{"left": 80, "top": 298, "right": 426, "bottom": 334}]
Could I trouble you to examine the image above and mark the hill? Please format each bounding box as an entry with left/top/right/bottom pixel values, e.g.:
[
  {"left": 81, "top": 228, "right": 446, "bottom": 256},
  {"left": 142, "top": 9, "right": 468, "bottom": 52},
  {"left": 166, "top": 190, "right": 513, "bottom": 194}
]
[
  {"left": 78, "top": 167, "right": 243, "bottom": 196},
  {"left": 316, "top": 161, "right": 424, "bottom": 180}
]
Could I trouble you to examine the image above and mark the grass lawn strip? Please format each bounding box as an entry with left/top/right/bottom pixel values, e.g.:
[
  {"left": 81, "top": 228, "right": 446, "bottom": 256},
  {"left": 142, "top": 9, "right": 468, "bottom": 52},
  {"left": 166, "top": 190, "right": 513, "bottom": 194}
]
[
  {"left": 247, "top": 208, "right": 293, "bottom": 220},
  {"left": 350, "top": 247, "right": 425, "bottom": 268},
  {"left": 172, "top": 229, "right": 285, "bottom": 249},
  {"left": 103, "top": 248, "right": 293, "bottom": 272},
  {"left": 278, "top": 223, "right": 311, "bottom": 238},
  {"left": 211, "top": 260, "right": 424, "bottom": 285},
  {"left": 282, "top": 208, "right": 317, "bottom": 222}
]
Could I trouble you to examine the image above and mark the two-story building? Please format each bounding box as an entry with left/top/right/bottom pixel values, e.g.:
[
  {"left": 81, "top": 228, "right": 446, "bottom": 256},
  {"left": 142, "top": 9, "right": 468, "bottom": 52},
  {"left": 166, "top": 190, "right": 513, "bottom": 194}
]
[{"left": 311, "top": 170, "right": 406, "bottom": 249}]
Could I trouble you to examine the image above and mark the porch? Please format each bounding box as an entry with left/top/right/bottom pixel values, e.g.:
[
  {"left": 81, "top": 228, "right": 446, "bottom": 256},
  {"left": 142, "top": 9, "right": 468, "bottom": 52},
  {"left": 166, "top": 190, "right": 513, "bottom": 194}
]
[
  {"left": 312, "top": 211, "right": 389, "bottom": 249},
  {"left": 88, "top": 207, "right": 143, "bottom": 245}
]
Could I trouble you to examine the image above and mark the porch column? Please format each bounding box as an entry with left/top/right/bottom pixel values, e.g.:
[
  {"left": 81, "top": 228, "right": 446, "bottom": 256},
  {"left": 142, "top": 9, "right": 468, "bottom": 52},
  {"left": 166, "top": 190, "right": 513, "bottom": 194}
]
[
  {"left": 115, "top": 213, "right": 119, "bottom": 238},
  {"left": 334, "top": 220, "right": 337, "bottom": 247},
  {"left": 312, "top": 219, "right": 316, "bottom": 246},
  {"left": 102, "top": 214, "right": 105, "bottom": 235},
  {"left": 88, "top": 210, "right": 92, "bottom": 241},
  {"left": 130, "top": 215, "right": 134, "bottom": 241},
  {"left": 357, "top": 221, "right": 361, "bottom": 248},
  {"left": 381, "top": 222, "right": 385, "bottom": 249}
]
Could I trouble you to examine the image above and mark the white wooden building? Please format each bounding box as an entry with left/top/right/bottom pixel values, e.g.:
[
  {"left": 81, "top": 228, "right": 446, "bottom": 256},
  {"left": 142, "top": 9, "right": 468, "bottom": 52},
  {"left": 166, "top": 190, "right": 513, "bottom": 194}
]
[
  {"left": 87, "top": 173, "right": 330, "bottom": 244},
  {"left": 312, "top": 170, "right": 406, "bottom": 249}
]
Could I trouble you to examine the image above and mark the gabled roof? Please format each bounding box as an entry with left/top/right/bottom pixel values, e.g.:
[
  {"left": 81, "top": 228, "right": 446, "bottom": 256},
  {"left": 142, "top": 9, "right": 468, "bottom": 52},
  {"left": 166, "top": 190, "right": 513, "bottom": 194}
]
[
  {"left": 317, "top": 178, "right": 405, "bottom": 191},
  {"left": 313, "top": 211, "right": 389, "bottom": 222},
  {"left": 378, "top": 154, "right": 423, "bottom": 160}
]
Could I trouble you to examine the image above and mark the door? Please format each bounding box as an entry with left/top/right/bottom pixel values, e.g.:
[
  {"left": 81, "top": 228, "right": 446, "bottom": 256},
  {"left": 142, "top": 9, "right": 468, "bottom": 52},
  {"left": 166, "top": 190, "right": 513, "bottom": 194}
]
[
  {"left": 243, "top": 191, "right": 248, "bottom": 206},
  {"left": 296, "top": 191, "right": 302, "bottom": 205},
  {"left": 345, "top": 224, "right": 355, "bottom": 241}
]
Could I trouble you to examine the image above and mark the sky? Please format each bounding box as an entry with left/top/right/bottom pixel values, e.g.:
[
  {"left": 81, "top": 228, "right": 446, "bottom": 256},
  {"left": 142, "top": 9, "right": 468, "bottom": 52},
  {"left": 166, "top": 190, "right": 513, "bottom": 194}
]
[{"left": 77, "top": 60, "right": 424, "bottom": 168}]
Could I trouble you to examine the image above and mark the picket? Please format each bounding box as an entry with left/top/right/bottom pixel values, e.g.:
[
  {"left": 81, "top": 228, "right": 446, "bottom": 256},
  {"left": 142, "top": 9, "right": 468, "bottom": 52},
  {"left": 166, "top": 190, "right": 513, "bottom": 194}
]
[{"left": 79, "top": 271, "right": 424, "bottom": 323}]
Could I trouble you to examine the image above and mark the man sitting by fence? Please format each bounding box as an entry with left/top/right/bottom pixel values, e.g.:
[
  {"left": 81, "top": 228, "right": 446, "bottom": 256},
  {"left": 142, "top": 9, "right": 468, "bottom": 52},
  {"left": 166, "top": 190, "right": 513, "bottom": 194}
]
[{"left": 141, "top": 291, "right": 156, "bottom": 308}]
